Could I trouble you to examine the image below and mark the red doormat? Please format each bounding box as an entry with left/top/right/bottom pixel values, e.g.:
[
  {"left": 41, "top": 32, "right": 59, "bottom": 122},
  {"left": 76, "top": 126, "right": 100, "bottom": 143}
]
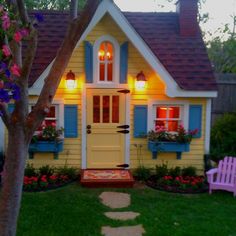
[{"left": 80, "top": 169, "right": 135, "bottom": 188}]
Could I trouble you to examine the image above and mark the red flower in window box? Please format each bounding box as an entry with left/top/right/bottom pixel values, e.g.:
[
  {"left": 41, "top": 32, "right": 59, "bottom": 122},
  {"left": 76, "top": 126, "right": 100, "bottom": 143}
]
[{"left": 31, "top": 124, "right": 64, "bottom": 142}]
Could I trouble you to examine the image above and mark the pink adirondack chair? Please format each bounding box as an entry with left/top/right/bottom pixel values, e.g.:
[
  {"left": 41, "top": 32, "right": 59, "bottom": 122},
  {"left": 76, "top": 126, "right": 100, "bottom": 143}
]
[{"left": 206, "top": 156, "right": 236, "bottom": 197}]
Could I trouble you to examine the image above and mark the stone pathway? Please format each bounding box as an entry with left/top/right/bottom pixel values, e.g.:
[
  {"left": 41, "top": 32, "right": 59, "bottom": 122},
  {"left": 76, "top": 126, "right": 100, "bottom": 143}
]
[
  {"left": 104, "top": 212, "right": 140, "bottom": 221},
  {"left": 99, "top": 191, "right": 145, "bottom": 236}
]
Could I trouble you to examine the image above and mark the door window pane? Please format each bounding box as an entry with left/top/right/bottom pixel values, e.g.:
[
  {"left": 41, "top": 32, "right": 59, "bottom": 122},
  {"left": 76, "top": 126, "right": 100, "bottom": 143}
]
[
  {"left": 112, "top": 96, "right": 119, "bottom": 123},
  {"left": 103, "top": 96, "right": 110, "bottom": 123},
  {"left": 93, "top": 96, "right": 100, "bottom": 123}
]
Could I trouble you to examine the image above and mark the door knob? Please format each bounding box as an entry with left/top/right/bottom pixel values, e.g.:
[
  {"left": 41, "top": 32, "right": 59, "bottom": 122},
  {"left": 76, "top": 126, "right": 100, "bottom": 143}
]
[
  {"left": 87, "top": 130, "right": 91, "bottom": 134},
  {"left": 87, "top": 125, "right": 91, "bottom": 129}
]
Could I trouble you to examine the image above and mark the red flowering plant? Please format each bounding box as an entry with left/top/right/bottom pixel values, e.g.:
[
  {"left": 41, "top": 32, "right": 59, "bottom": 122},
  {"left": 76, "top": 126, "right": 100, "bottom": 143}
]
[
  {"left": 31, "top": 122, "right": 64, "bottom": 143},
  {"left": 23, "top": 164, "right": 78, "bottom": 191},
  {"left": 147, "top": 125, "right": 198, "bottom": 143},
  {"left": 158, "top": 175, "right": 206, "bottom": 192}
]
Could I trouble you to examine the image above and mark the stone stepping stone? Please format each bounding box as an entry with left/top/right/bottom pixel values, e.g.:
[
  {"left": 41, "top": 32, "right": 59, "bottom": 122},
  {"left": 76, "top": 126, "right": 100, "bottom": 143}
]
[
  {"left": 104, "top": 211, "right": 140, "bottom": 221},
  {"left": 99, "top": 192, "right": 130, "bottom": 209},
  {"left": 101, "top": 225, "right": 145, "bottom": 236}
]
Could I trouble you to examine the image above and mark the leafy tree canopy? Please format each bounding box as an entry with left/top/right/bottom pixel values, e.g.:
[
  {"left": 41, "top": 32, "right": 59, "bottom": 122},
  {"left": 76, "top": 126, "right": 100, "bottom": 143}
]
[{"left": 207, "top": 16, "right": 236, "bottom": 73}]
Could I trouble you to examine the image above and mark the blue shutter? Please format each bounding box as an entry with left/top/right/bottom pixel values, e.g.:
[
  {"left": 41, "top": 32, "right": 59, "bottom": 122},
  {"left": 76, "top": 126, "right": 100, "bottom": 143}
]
[
  {"left": 64, "top": 105, "right": 78, "bottom": 138},
  {"left": 189, "top": 105, "right": 202, "bottom": 138},
  {"left": 8, "top": 104, "right": 15, "bottom": 113},
  {"left": 134, "top": 105, "right": 147, "bottom": 138},
  {"left": 120, "top": 42, "right": 128, "bottom": 84},
  {"left": 84, "top": 41, "right": 93, "bottom": 83}
]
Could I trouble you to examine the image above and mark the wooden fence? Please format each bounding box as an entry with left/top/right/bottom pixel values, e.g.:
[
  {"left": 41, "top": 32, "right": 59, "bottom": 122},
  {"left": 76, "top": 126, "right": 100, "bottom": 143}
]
[{"left": 212, "top": 73, "right": 236, "bottom": 124}]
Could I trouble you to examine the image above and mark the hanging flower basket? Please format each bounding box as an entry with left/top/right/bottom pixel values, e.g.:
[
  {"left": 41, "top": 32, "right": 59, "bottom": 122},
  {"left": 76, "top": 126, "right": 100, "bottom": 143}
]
[{"left": 148, "top": 141, "right": 190, "bottom": 159}]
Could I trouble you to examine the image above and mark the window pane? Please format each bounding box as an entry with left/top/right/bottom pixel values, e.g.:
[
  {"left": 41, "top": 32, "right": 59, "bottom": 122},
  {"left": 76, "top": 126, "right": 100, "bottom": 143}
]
[
  {"left": 108, "top": 62, "right": 113, "bottom": 81},
  {"left": 106, "top": 42, "right": 113, "bottom": 60},
  {"left": 168, "top": 121, "right": 179, "bottom": 132},
  {"left": 98, "top": 42, "right": 105, "bottom": 61},
  {"left": 93, "top": 96, "right": 100, "bottom": 123},
  {"left": 169, "top": 107, "right": 180, "bottom": 118},
  {"left": 156, "top": 107, "right": 167, "bottom": 118},
  {"left": 112, "top": 96, "right": 119, "bottom": 123},
  {"left": 47, "top": 106, "right": 56, "bottom": 118},
  {"left": 103, "top": 96, "right": 110, "bottom": 123},
  {"left": 100, "top": 63, "right": 105, "bottom": 81}
]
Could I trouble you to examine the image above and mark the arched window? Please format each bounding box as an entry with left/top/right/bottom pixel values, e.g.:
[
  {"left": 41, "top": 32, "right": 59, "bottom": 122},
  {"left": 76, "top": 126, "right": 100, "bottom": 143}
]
[
  {"left": 98, "top": 41, "right": 113, "bottom": 82},
  {"left": 93, "top": 35, "right": 120, "bottom": 85}
]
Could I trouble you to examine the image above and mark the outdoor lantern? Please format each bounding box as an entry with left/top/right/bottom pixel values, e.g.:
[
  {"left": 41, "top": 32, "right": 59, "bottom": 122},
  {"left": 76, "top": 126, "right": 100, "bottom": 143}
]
[
  {"left": 135, "top": 71, "right": 147, "bottom": 90},
  {"left": 66, "top": 70, "right": 76, "bottom": 89}
]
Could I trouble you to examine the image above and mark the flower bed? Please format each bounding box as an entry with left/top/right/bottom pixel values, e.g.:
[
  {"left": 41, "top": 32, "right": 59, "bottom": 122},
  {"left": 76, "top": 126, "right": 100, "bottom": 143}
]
[
  {"left": 146, "top": 175, "right": 208, "bottom": 194},
  {"left": 23, "top": 164, "right": 79, "bottom": 192},
  {"left": 23, "top": 174, "right": 76, "bottom": 192}
]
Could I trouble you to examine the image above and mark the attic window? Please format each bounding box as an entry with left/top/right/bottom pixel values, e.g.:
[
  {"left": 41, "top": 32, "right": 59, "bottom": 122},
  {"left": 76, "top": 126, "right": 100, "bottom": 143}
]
[{"left": 98, "top": 41, "right": 113, "bottom": 82}]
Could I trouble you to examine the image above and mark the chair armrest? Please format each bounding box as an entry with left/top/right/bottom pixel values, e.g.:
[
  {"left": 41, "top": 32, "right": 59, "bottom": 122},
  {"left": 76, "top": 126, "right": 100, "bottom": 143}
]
[{"left": 206, "top": 168, "right": 218, "bottom": 183}]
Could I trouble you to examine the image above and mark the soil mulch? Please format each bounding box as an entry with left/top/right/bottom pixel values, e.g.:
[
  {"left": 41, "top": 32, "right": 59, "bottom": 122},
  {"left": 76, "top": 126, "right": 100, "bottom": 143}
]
[{"left": 146, "top": 175, "right": 209, "bottom": 194}]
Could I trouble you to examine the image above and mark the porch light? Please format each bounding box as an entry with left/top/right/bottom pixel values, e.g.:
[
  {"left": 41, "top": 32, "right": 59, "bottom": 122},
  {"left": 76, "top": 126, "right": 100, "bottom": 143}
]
[
  {"left": 66, "top": 70, "right": 76, "bottom": 89},
  {"left": 135, "top": 71, "right": 147, "bottom": 90}
]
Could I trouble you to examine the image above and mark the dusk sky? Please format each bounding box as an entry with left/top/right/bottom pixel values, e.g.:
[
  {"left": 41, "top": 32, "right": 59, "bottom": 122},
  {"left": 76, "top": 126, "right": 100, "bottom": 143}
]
[{"left": 114, "top": 0, "right": 236, "bottom": 39}]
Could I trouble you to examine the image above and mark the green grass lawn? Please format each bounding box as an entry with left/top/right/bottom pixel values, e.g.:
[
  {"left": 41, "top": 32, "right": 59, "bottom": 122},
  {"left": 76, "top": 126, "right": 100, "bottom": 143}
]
[{"left": 17, "top": 183, "right": 236, "bottom": 236}]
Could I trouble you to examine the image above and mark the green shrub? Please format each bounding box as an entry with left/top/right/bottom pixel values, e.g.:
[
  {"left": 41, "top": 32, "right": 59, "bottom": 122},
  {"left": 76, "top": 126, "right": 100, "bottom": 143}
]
[
  {"left": 56, "top": 166, "right": 78, "bottom": 180},
  {"left": 155, "top": 163, "right": 168, "bottom": 179},
  {"left": 133, "top": 166, "right": 151, "bottom": 181},
  {"left": 211, "top": 113, "right": 236, "bottom": 162},
  {"left": 38, "top": 165, "right": 54, "bottom": 177},
  {"left": 168, "top": 166, "right": 181, "bottom": 178},
  {"left": 24, "top": 163, "right": 37, "bottom": 177},
  {"left": 181, "top": 166, "right": 197, "bottom": 177}
]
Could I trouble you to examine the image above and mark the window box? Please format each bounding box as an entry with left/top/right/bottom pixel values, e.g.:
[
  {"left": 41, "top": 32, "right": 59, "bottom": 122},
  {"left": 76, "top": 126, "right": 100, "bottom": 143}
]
[
  {"left": 148, "top": 141, "right": 190, "bottom": 160},
  {"left": 28, "top": 140, "right": 64, "bottom": 160}
]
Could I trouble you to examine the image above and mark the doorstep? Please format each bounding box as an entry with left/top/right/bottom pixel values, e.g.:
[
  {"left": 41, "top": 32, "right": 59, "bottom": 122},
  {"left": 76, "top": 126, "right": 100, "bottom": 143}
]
[{"left": 80, "top": 169, "right": 135, "bottom": 188}]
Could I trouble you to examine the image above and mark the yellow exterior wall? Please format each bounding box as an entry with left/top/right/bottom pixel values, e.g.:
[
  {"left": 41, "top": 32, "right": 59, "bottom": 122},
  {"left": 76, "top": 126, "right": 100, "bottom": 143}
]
[{"left": 26, "top": 14, "right": 207, "bottom": 172}]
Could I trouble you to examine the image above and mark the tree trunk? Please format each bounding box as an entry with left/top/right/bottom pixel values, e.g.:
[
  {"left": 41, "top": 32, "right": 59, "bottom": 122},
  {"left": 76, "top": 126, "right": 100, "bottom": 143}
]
[{"left": 0, "top": 126, "right": 28, "bottom": 236}]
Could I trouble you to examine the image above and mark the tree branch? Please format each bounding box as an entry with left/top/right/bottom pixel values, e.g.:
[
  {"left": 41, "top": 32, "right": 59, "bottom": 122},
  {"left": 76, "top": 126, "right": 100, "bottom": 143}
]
[
  {"left": 70, "top": 0, "right": 78, "bottom": 20},
  {"left": 0, "top": 103, "right": 11, "bottom": 130},
  {"left": 16, "top": 0, "right": 30, "bottom": 24},
  {"left": 27, "top": 0, "right": 100, "bottom": 134},
  {"left": 20, "top": 28, "right": 38, "bottom": 85}
]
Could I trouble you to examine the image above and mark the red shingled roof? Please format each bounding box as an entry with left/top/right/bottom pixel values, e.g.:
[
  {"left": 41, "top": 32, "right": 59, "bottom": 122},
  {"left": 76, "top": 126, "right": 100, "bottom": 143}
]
[{"left": 28, "top": 10, "right": 217, "bottom": 91}]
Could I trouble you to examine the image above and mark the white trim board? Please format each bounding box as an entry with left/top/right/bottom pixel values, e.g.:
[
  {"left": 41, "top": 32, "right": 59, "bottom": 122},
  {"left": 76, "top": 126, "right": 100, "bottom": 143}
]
[
  {"left": 28, "top": 0, "right": 217, "bottom": 98},
  {"left": 205, "top": 99, "right": 212, "bottom": 154}
]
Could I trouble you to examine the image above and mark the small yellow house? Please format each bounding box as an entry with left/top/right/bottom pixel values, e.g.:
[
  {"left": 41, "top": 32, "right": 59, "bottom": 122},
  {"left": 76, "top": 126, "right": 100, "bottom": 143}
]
[{"left": 4, "top": 0, "right": 217, "bottom": 173}]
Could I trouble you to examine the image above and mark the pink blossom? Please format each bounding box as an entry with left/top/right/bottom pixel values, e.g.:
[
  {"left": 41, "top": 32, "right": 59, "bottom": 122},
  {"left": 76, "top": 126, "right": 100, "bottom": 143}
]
[
  {"left": 10, "top": 63, "right": 21, "bottom": 77},
  {"left": 1, "top": 13, "right": 10, "bottom": 30},
  {"left": 0, "top": 80, "right": 4, "bottom": 89},
  {"left": 13, "top": 31, "right": 22, "bottom": 43},
  {"left": 20, "top": 28, "right": 29, "bottom": 37},
  {"left": 51, "top": 122, "right": 56, "bottom": 127},
  {"left": 2, "top": 45, "right": 11, "bottom": 57}
]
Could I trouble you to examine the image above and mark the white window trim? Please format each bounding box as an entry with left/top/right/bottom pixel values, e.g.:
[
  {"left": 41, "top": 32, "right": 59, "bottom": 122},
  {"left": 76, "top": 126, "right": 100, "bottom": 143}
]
[
  {"left": 93, "top": 35, "right": 120, "bottom": 87},
  {"left": 29, "top": 99, "right": 64, "bottom": 132},
  {"left": 148, "top": 100, "right": 189, "bottom": 132}
]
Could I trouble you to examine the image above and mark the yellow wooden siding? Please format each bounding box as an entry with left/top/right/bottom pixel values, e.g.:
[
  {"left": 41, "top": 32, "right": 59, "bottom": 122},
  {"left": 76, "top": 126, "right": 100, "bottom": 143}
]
[{"left": 25, "top": 14, "right": 207, "bottom": 172}]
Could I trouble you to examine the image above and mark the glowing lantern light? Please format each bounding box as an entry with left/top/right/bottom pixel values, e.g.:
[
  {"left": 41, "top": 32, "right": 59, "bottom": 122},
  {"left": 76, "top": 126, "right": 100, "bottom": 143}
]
[
  {"left": 135, "top": 71, "right": 147, "bottom": 90},
  {"left": 66, "top": 70, "right": 76, "bottom": 89}
]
